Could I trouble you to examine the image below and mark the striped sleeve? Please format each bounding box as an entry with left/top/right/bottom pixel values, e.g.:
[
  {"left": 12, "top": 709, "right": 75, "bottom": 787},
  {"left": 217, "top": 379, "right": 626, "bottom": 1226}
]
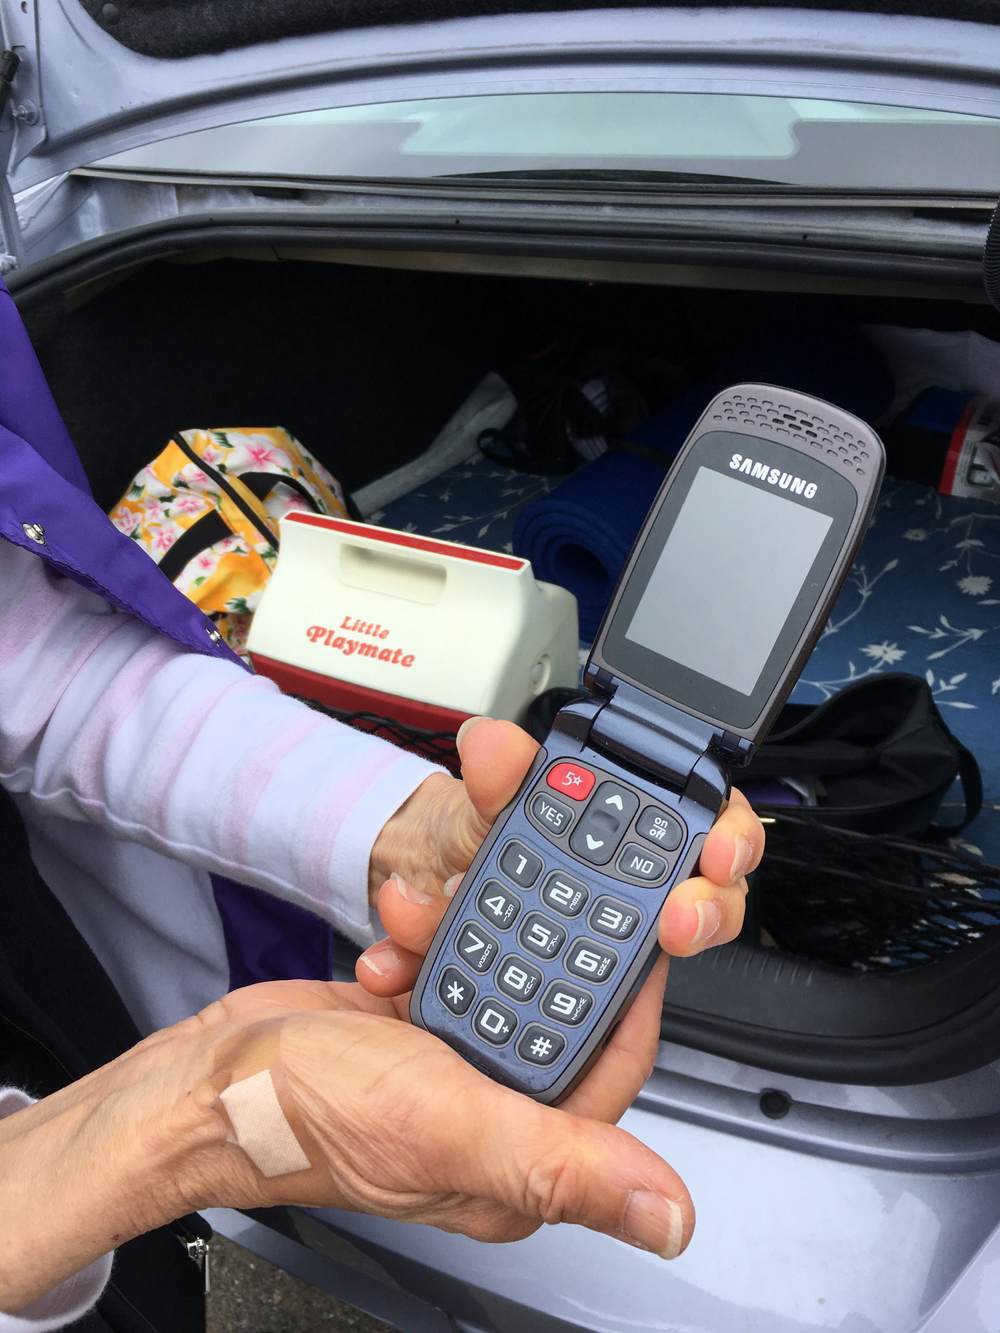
[
  {"left": 0, "top": 539, "right": 443, "bottom": 945},
  {"left": 0, "top": 1089, "right": 113, "bottom": 1331}
]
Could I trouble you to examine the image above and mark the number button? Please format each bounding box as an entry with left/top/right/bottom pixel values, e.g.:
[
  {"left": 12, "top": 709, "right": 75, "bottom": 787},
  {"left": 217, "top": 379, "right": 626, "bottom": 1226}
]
[
  {"left": 528, "top": 792, "right": 575, "bottom": 837},
  {"left": 455, "top": 922, "right": 500, "bottom": 973},
  {"left": 496, "top": 954, "right": 544, "bottom": 1003},
  {"left": 636, "top": 806, "right": 684, "bottom": 851},
  {"left": 589, "top": 896, "right": 641, "bottom": 941},
  {"left": 516, "top": 1024, "right": 567, "bottom": 1067},
  {"left": 565, "top": 938, "right": 619, "bottom": 983},
  {"left": 476, "top": 881, "right": 521, "bottom": 930},
  {"left": 472, "top": 999, "right": 518, "bottom": 1047},
  {"left": 546, "top": 762, "right": 596, "bottom": 801},
  {"left": 437, "top": 965, "right": 476, "bottom": 1016},
  {"left": 617, "top": 843, "right": 669, "bottom": 884},
  {"left": 540, "top": 980, "right": 594, "bottom": 1026},
  {"left": 518, "top": 912, "right": 567, "bottom": 960},
  {"left": 499, "top": 840, "right": 543, "bottom": 888},
  {"left": 540, "top": 870, "right": 589, "bottom": 918}
]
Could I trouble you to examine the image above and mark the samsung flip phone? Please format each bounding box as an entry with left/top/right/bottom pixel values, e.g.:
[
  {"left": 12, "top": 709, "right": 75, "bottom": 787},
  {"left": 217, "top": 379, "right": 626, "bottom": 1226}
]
[{"left": 410, "top": 385, "right": 885, "bottom": 1103}]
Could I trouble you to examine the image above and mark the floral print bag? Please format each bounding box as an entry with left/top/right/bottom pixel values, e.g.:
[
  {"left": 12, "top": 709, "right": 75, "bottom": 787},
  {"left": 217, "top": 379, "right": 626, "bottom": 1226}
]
[{"left": 109, "top": 427, "right": 348, "bottom": 656}]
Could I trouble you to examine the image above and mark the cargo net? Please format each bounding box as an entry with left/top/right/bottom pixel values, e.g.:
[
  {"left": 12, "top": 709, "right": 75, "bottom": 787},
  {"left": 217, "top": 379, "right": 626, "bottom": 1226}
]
[
  {"left": 297, "top": 701, "right": 460, "bottom": 772},
  {"left": 755, "top": 813, "right": 1000, "bottom": 972},
  {"left": 297, "top": 703, "right": 1000, "bottom": 973}
]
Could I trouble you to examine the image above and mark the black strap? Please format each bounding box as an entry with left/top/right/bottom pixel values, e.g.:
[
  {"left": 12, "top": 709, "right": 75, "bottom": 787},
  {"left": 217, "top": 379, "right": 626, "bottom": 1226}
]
[
  {"left": 239, "top": 471, "right": 321, "bottom": 509},
  {"left": 746, "top": 739, "right": 877, "bottom": 782},
  {"left": 157, "top": 511, "right": 230, "bottom": 583},
  {"left": 926, "top": 741, "right": 984, "bottom": 841}
]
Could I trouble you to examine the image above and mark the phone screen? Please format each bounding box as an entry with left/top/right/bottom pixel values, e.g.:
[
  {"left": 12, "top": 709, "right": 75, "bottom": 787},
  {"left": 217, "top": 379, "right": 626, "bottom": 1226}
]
[{"left": 626, "top": 466, "right": 833, "bottom": 696}]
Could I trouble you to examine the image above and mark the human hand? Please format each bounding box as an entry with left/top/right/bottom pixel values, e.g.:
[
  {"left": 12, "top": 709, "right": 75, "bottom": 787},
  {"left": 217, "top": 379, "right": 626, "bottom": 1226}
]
[
  {"left": 0, "top": 961, "right": 683, "bottom": 1315},
  {"left": 364, "top": 715, "right": 764, "bottom": 990},
  {"left": 175, "top": 967, "right": 692, "bottom": 1256}
]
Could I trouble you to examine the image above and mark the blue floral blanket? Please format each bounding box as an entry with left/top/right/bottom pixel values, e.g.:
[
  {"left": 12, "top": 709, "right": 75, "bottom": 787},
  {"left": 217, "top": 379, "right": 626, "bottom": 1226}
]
[{"left": 379, "top": 464, "right": 1000, "bottom": 859}]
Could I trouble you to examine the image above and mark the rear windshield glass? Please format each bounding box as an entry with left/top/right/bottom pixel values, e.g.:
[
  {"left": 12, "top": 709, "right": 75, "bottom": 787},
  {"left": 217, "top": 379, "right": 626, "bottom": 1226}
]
[{"left": 86, "top": 92, "right": 1000, "bottom": 194}]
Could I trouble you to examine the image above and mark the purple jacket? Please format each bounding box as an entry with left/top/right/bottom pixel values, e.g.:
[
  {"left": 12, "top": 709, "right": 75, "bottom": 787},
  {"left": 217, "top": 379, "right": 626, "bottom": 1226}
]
[{"left": 0, "top": 277, "right": 331, "bottom": 987}]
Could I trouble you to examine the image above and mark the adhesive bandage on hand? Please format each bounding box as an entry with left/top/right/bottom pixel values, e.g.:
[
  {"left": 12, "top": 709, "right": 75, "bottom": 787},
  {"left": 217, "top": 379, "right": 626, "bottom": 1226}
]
[{"left": 218, "top": 1068, "right": 312, "bottom": 1178}]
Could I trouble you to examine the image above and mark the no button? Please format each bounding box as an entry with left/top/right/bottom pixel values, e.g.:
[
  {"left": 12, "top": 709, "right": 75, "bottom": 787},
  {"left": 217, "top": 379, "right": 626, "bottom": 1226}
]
[{"left": 617, "top": 842, "right": 668, "bottom": 884}]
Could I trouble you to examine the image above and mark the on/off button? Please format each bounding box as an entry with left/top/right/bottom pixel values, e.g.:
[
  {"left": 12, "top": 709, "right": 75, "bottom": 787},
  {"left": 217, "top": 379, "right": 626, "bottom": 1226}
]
[{"left": 546, "top": 762, "right": 596, "bottom": 801}]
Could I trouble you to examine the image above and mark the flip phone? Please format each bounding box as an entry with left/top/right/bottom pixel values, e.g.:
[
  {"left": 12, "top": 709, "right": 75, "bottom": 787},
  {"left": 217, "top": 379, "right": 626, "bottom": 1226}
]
[{"left": 410, "top": 385, "right": 885, "bottom": 1103}]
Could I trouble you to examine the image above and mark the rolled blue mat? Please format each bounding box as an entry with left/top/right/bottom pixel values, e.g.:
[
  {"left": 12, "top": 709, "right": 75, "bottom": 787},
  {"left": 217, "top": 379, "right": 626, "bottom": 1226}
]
[
  {"left": 514, "top": 448, "right": 669, "bottom": 641},
  {"left": 513, "top": 388, "right": 711, "bottom": 640}
]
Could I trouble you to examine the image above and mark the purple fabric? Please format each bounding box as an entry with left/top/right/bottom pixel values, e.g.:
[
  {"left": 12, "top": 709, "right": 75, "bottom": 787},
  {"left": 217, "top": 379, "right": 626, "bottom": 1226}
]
[
  {"left": 0, "top": 279, "right": 333, "bottom": 990},
  {"left": 212, "top": 876, "right": 334, "bottom": 990}
]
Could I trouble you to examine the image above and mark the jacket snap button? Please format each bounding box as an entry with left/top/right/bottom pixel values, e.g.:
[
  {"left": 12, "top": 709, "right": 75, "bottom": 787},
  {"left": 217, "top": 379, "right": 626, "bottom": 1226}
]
[
  {"left": 21, "top": 521, "right": 45, "bottom": 545},
  {"left": 206, "top": 626, "right": 224, "bottom": 646}
]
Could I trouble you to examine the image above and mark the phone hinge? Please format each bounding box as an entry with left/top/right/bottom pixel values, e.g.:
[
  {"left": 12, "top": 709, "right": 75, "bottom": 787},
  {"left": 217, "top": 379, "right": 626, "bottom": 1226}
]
[{"left": 587, "top": 681, "right": 738, "bottom": 807}]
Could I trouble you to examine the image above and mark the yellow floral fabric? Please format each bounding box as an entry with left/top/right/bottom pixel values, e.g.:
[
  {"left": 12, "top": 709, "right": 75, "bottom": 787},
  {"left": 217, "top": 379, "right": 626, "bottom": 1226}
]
[{"left": 109, "top": 427, "right": 347, "bottom": 656}]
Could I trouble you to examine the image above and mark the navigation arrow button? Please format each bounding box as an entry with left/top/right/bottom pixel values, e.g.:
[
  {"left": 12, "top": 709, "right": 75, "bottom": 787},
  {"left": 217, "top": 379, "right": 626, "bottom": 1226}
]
[
  {"left": 605, "top": 794, "right": 624, "bottom": 811},
  {"left": 585, "top": 834, "right": 605, "bottom": 851}
]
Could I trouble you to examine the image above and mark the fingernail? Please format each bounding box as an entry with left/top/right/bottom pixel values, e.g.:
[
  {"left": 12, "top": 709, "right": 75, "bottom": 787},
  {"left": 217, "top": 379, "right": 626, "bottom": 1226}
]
[
  {"left": 390, "top": 872, "right": 436, "bottom": 907},
  {"left": 623, "top": 1191, "right": 685, "bottom": 1260},
  {"left": 455, "top": 715, "right": 489, "bottom": 751},
  {"left": 358, "top": 943, "right": 400, "bottom": 977},
  {"left": 693, "top": 899, "right": 722, "bottom": 948},
  {"left": 729, "top": 834, "right": 754, "bottom": 884},
  {"left": 443, "top": 874, "right": 463, "bottom": 899}
]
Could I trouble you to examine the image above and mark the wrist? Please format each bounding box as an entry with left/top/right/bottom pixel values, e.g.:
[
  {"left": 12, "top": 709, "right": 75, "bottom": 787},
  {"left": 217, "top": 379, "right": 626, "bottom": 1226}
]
[{"left": 0, "top": 1021, "right": 251, "bottom": 1312}]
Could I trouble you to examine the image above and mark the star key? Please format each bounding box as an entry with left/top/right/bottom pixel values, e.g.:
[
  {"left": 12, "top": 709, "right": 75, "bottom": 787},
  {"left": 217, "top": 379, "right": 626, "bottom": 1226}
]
[{"left": 437, "top": 966, "right": 476, "bottom": 1016}]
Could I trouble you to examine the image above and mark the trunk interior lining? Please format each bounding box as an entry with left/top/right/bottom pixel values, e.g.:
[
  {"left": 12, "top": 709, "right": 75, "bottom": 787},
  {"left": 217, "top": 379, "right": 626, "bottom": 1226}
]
[{"left": 21, "top": 251, "right": 1000, "bottom": 1082}]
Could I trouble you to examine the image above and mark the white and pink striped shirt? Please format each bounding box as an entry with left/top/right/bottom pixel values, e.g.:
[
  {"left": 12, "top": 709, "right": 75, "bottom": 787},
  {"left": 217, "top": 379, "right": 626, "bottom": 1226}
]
[{"left": 0, "top": 537, "right": 441, "bottom": 1035}]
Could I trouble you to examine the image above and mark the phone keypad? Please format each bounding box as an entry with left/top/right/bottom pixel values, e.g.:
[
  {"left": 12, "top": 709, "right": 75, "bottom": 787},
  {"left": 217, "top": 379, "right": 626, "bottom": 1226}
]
[
  {"left": 496, "top": 954, "right": 544, "bottom": 1003},
  {"left": 456, "top": 922, "right": 500, "bottom": 973},
  {"left": 517, "top": 1024, "right": 567, "bottom": 1066},
  {"left": 528, "top": 792, "right": 575, "bottom": 837},
  {"left": 499, "top": 840, "right": 543, "bottom": 888},
  {"left": 566, "top": 938, "right": 619, "bottom": 983},
  {"left": 589, "top": 896, "right": 641, "bottom": 941},
  {"left": 540, "top": 980, "right": 593, "bottom": 1026},
  {"left": 473, "top": 998, "right": 518, "bottom": 1046},
  {"left": 431, "top": 757, "right": 691, "bottom": 1077},
  {"left": 616, "top": 844, "right": 668, "bottom": 883},
  {"left": 636, "top": 806, "right": 684, "bottom": 851},
  {"left": 519, "top": 912, "right": 567, "bottom": 960},
  {"left": 438, "top": 966, "right": 476, "bottom": 1016},
  {"left": 540, "top": 870, "right": 589, "bottom": 918},
  {"left": 476, "top": 881, "right": 521, "bottom": 930}
]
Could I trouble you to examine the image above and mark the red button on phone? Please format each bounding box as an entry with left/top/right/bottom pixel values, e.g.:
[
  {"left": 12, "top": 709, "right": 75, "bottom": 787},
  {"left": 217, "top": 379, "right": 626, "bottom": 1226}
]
[{"left": 546, "top": 763, "right": 596, "bottom": 801}]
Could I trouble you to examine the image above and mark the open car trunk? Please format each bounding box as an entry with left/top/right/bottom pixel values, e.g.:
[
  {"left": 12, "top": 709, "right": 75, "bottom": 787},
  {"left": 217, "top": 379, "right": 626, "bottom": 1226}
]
[{"left": 18, "top": 250, "right": 1000, "bottom": 1088}]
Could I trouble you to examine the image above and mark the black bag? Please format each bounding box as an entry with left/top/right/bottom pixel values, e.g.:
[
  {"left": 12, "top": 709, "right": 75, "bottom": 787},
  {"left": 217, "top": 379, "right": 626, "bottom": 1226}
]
[
  {"left": 527, "top": 675, "right": 981, "bottom": 841},
  {"left": 745, "top": 674, "right": 982, "bottom": 840},
  {"left": 0, "top": 788, "right": 208, "bottom": 1332}
]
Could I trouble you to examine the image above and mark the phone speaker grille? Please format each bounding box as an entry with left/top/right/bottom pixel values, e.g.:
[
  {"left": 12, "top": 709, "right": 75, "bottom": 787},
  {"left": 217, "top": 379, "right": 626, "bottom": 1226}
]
[{"left": 712, "top": 392, "right": 871, "bottom": 478}]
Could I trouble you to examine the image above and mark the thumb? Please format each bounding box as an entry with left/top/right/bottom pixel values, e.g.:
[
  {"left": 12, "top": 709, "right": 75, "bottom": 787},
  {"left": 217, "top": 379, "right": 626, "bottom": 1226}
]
[
  {"left": 457, "top": 717, "right": 539, "bottom": 825},
  {"left": 451, "top": 1082, "right": 695, "bottom": 1259}
]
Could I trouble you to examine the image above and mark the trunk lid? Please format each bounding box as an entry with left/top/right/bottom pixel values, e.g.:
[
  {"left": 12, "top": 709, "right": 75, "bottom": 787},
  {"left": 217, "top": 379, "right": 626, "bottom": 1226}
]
[{"left": 4, "top": 5, "right": 1000, "bottom": 271}]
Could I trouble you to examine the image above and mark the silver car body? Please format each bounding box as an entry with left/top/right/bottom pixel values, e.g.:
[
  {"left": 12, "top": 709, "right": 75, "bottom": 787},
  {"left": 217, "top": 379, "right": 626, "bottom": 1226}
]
[{"left": 3, "top": 5, "right": 1000, "bottom": 1329}]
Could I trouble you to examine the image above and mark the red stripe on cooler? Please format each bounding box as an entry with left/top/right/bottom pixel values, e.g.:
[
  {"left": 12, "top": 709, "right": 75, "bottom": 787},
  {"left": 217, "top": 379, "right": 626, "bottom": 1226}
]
[{"left": 285, "top": 512, "right": 526, "bottom": 571}]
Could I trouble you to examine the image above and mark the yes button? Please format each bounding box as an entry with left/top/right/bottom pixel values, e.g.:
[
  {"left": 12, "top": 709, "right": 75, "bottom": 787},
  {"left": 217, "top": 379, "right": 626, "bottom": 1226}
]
[{"left": 528, "top": 792, "right": 575, "bottom": 838}]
